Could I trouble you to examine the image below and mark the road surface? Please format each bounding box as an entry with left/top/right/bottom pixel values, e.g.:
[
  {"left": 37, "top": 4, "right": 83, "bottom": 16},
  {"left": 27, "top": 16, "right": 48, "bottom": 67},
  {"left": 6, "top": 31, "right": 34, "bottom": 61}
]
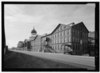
[{"left": 3, "top": 50, "right": 95, "bottom": 70}]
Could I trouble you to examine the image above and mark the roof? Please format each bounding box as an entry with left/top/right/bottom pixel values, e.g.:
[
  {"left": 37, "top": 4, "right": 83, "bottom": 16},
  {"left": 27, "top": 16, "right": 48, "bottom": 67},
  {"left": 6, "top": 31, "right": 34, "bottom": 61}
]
[
  {"left": 41, "top": 22, "right": 74, "bottom": 38},
  {"left": 72, "top": 22, "right": 89, "bottom": 33},
  {"left": 50, "top": 22, "right": 75, "bottom": 35},
  {"left": 41, "top": 22, "right": 89, "bottom": 38},
  {"left": 31, "top": 28, "right": 37, "bottom": 34}
]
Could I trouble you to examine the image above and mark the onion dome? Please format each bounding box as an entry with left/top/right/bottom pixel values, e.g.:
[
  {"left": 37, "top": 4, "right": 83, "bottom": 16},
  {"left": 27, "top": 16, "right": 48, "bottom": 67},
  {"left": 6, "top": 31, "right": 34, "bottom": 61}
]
[{"left": 31, "top": 27, "right": 37, "bottom": 35}]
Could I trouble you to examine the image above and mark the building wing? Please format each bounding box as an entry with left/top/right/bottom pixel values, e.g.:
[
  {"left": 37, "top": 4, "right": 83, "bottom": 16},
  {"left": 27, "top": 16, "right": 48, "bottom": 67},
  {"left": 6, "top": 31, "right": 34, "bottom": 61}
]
[{"left": 72, "top": 22, "right": 89, "bottom": 33}]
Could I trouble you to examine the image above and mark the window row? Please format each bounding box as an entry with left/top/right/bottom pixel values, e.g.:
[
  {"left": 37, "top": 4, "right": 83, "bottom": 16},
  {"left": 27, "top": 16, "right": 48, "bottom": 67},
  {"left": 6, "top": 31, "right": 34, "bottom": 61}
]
[
  {"left": 51, "top": 44, "right": 62, "bottom": 51},
  {"left": 51, "top": 30, "right": 71, "bottom": 44}
]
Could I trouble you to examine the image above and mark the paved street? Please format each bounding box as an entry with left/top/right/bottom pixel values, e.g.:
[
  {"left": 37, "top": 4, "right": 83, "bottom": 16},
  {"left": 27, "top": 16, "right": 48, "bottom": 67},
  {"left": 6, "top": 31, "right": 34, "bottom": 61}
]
[
  {"left": 6, "top": 49, "right": 95, "bottom": 70},
  {"left": 4, "top": 50, "right": 87, "bottom": 70}
]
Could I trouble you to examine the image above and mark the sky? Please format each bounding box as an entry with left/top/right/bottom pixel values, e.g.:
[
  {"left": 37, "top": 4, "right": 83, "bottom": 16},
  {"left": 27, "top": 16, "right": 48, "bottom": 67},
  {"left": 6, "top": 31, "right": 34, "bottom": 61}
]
[{"left": 5, "top": 3, "right": 95, "bottom": 48}]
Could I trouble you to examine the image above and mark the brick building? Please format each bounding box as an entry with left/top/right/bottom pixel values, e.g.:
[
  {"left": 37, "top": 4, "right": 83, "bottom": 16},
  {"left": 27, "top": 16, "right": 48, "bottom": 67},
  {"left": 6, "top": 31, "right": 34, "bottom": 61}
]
[
  {"left": 29, "top": 22, "right": 89, "bottom": 55},
  {"left": 41, "top": 22, "right": 89, "bottom": 55}
]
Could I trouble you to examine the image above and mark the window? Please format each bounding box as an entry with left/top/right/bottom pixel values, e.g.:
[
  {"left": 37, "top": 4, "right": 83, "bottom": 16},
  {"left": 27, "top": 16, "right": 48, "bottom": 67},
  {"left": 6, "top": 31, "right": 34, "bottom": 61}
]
[
  {"left": 52, "top": 35, "right": 53, "bottom": 44},
  {"left": 54, "top": 34, "right": 56, "bottom": 43},
  {"left": 55, "top": 34, "right": 56, "bottom": 44},
  {"left": 56, "top": 44, "right": 58, "bottom": 50},
  {"left": 55, "top": 45, "right": 57, "bottom": 50},
  {"left": 54, "top": 45, "right": 55, "bottom": 50},
  {"left": 57, "top": 44, "right": 59, "bottom": 50},
  {"left": 53, "top": 35, "right": 55, "bottom": 44},
  {"left": 62, "top": 31, "right": 64, "bottom": 43},
  {"left": 57, "top": 33, "right": 59, "bottom": 43},
  {"left": 65, "top": 30, "right": 68, "bottom": 42},
  {"left": 59, "top": 44, "right": 61, "bottom": 50},
  {"left": 61, "top": 32, "right": 63, "bottom": 42},
  {"left": 59, "top": 26, "right": 61, "bottom": 31},
  {"left": 59, "top": 32, "right": 60, "bottom": 43},
  {"left": 62, "top": 31, "right": 63, "bottom": 43},
  {"left": 56, "top": 33, "right": 57, "bottom": 43},
  {"left": 55, "top": 33, "right": 57, "bottom": 43},
  {"left": 57, "top": 33, "right": 58, "bottom": 43},
  {"left": 60, "top": 32, "right": 62, "bottom": 43},
  {"left": 77, "top": 30, "right": 79, "bottom": 37}
]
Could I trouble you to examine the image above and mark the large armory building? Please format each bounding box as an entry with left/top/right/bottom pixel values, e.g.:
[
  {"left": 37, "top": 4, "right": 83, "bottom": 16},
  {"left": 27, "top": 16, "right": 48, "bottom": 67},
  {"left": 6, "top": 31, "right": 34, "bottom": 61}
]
[{"left": 30, "top": 22, "right": 89, "bottom": 55}]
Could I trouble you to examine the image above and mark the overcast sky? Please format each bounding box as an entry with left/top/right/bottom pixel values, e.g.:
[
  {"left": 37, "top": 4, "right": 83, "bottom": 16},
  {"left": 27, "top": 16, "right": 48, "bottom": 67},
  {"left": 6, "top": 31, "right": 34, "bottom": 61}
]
[{"left": 5, "top": 3, "right": 95, "bottom": 48}]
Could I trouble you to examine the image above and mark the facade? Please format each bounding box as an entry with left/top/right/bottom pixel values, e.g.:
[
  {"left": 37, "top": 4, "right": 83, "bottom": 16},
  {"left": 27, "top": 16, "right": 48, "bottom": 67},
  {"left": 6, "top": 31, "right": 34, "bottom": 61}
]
[
  {"left": 29, "top": 27, "right": 42, "bottom": 52},
  {"left": 41, "top": 22, "right": 89, "bottom": 55},
  {"left": 29, "top": 22, "right": 89, "bottom": 55},
  {"left": 71, "top": 22, "right": 89, "bottom": 55},
  {"left": 88, "top": 32, "right": 95, "bottom": 56},
  {"left": 88, "top": 32, "right": 95, "bottom": 45},
  {"left": 30, "top": 35, "right": 42, "bottom": 52}
]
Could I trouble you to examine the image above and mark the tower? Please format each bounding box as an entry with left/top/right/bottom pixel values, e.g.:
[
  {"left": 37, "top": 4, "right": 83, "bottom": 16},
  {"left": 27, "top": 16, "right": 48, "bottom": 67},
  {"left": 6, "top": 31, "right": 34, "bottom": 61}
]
[
  {"left": 29, "top": 27, "right": 37, "bottom": 41},
  {"left": 31, "top": 27, "right": 37, "bottom": 37}
]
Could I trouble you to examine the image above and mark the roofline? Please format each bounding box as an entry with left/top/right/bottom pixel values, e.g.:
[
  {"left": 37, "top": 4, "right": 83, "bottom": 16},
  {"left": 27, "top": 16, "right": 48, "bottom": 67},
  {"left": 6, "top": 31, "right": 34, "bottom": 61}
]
[
  {"left": 41, "top": 22, "right": 75, "bottom": 38},
  {"left": 41, "top": 22, "right": 89, "bottom": 38},
  {"left": 76, "top": 22, "right": 89, "bottom": 33},
  {"left": 50, "top": 24, "right": 61, "bottom": 35}
]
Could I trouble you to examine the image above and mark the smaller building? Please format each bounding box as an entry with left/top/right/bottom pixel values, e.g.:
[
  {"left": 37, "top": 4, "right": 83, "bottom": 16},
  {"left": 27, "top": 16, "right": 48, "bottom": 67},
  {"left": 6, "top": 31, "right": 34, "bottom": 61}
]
[
  {"left": 88, "top": 32, "right": 95, "bottom": 56},
  {"left": 29, "top": 27, "right": 42, "bottom": 52},
  {"left": 30, "top": 35, "right": 42, "bottom": 52}
]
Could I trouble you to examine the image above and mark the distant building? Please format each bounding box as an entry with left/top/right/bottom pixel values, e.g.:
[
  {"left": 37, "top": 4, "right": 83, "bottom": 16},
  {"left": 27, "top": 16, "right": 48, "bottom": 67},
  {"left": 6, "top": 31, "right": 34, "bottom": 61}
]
[
  {"left": 29, "top": 27, "right": 42, "bottom": 52},
  {"left": 88, "top": 32, "right": 95, "bottom": 56},
  {"left": 29, "top": 22, "right": 89, "bottom": 55},
  {"left": 30, "top": 35, "right": 42, "bottom": 52},
  {"left": 88, "top": 32, "right": 95, "bottom": 45}
]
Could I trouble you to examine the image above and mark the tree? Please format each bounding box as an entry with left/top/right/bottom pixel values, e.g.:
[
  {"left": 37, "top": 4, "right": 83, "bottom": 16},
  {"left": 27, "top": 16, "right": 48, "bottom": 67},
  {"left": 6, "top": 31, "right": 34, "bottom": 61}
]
[
  {"left": 27, "top": 41, "right": 31, "bottom": 51},
  {"left": 24, "top": 39, "right": 28, "bottom": 47},
  {"left": 17, "top": 41, "right": 24, "bottom": 48}
]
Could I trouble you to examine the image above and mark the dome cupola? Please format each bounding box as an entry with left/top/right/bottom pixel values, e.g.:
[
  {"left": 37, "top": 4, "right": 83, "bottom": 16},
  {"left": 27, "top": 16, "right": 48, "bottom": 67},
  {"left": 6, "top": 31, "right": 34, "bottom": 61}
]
[{"left": 31, "top": 27, "right": 37, "bottom": 35}]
